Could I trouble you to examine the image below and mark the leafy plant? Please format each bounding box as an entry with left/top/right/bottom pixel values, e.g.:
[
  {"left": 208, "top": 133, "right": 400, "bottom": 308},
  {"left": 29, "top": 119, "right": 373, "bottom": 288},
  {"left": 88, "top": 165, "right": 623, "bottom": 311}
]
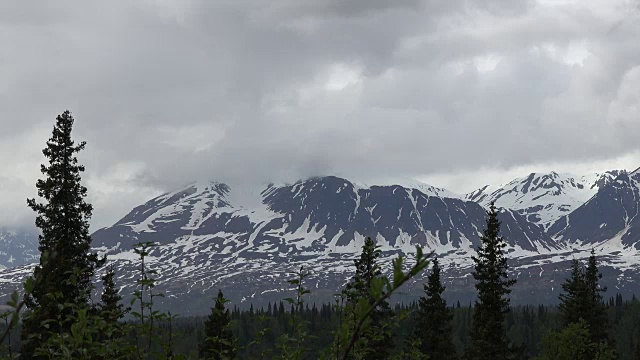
[{"left": 277, "top": 266, "right": 312, "bottom": 360}]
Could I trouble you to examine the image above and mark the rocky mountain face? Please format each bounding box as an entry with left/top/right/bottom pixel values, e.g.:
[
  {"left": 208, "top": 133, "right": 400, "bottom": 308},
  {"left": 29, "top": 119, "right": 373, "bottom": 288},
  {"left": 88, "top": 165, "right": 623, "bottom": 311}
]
[
  {"left": 1, "top": 171, "right": 640, "bottom": 314},
  {"left": 0, "top": 228, "right": 39, "bottom": 269},
  {"left": 549, "top": 169, "right": 640, "bottom": 249},
  {"left": 465, "top": 171, "right": 623, "bottom": 228}
]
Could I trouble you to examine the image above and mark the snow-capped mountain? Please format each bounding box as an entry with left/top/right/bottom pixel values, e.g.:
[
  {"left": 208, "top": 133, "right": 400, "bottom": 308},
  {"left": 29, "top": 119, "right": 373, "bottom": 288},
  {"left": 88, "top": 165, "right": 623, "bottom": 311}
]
[
  {"left": 51, "top": 176, "right": 565, "bottom": 311},
  {"left": 0, "top": 228, "right": 39, "bottom": 269},
  {"left": 465, "top": 171, "right": 623, "bottom": 228},
  {"left": 550, "top": 168, "right": 640, "bottom": 249},
  {"left": 92, "top": 176, "right": 560, "bottom": 256},
  {"left": 0, "top": 172, "right": 639, "bottom": 314}
]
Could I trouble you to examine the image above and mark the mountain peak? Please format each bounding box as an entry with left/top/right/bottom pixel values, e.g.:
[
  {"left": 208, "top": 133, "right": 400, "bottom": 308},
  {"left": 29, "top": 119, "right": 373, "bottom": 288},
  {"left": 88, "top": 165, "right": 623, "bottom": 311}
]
[{"left": 464, "top": 170, "right": 623, "bottom": 228}]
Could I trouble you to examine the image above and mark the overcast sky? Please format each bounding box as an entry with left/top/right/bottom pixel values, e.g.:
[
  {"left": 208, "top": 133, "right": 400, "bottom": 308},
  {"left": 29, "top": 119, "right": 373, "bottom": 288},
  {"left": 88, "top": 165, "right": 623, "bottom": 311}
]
[{"left": 1, "top": 0, "right": 640, "bottom": 230}]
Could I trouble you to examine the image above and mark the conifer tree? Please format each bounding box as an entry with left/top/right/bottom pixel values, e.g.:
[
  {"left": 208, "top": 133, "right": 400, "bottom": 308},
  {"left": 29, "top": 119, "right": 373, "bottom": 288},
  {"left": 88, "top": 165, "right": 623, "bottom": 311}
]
[
  {"left": 414, "top": 258, "right": 457, "bottom": 360},
  {"left": 343, "top": 236, "right": 393, "bottom": 360},
  {"left": 584, "top": 249, "right": 608, "bottom": 344},
  {"left": 536, "top": 319, "right": 616, "bottom": 360},
  {"left": 558, "top": 259, "right": 586, "bottom": 327},
  {"left": 558, "top": 252, "right": 611, "bottom": 356},
  {"left": 199, "top": 290, "right": 236, "bottom": 359},
  {"left": 98, "top": 265, "right": 127, "bottom": 324},
  {"left": 20, "top": 110, "right": 104, "bottom": 358},
  {"left": 466, "top": 202, "right": 516, "bottom": 360}
]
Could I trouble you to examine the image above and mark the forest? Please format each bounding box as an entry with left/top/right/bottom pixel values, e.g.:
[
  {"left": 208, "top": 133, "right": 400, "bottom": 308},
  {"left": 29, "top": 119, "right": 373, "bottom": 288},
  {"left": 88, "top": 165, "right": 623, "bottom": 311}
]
[{"left": 0, "top": 111, "right": 639, "bottom": 360}]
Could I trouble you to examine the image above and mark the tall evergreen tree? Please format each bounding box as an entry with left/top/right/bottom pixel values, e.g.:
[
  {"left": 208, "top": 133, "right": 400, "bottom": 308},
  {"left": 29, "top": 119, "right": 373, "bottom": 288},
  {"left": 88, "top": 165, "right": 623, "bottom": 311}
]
[
  {"left": 466, "top": 202, "right": 516, "bottom": 360},
  {"left": 558, "top": 259, "right": 587, "bottom": 327},
  {"left": 199, "top": 290, "right": 236, "bottom": 359},
  {"left": 584, "top": 249, "right": 608, "bottom": 344},
  {"left": 98, "top": 265, "right": 127, "bottom": 324},
  {"left": 342, "top": 236, "right": 393, "bottom": 360},
  {"left": 20, "top": 110, "right": 103, "bottom": 358},
  {"left": 414, "top": 258, "right": 457, "bottom": 359},
  {"left": 558, "top": 251, "right": 611, "bottom": 357}
]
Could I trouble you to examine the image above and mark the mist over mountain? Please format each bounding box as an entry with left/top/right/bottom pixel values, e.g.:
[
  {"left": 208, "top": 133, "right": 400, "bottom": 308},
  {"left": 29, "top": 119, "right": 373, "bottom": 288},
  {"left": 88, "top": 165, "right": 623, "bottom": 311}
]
[{"left": 1, "top": 170, "right": 639, "bottom": 313}]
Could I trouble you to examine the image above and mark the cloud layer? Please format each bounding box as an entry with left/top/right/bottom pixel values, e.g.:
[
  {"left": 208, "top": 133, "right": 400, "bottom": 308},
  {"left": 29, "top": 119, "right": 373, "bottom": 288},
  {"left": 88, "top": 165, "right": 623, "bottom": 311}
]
[{"left": 1, "top": 0, "right": 640, "bottom": 228}]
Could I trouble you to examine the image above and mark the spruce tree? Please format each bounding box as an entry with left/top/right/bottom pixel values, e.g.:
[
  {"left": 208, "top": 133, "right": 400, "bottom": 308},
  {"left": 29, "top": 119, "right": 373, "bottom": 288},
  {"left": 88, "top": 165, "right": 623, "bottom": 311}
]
[
  {"left": 414, "top": 258, "right": 457, "bottom": 360},
  {"left": 466, "top": 202, "right": 516, "bottom": 360},
  {"left": 98, "top": 265, "right": 127, "bottom": 324},
  {"left": 21, "top": 110, "right": 103, "bottom": 358},
  {"left": 199, "top": 290, "right": 236, "bottom": 359},
  {"left": 558, "top": 251, "right": 611, "bottom": 356},
  {"left": 558, "top": 259, "right": 587, "bottom": 327},
  {"left": 584, "top": 249, "right": 608, "bottom": 343},
  {"left": 343, "top": 236, "right": 393, "bottom": 360}
]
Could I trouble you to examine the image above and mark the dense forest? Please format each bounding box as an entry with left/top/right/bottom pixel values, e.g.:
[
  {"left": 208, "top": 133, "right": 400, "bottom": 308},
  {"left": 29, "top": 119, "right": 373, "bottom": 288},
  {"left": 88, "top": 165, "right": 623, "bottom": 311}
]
[
  {"left": 113, "top": 298, "right": 640, "bottom": 359},
  {"left": 0, "top": 111, "right": 639, "bottom": 359}
]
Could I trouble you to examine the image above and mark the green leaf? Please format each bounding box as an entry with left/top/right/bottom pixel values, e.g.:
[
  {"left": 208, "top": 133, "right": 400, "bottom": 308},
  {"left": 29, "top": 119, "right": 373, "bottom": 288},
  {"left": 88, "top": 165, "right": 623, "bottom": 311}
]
[{"left": 24, "top": 276, "right": 35, "bottom": 293}]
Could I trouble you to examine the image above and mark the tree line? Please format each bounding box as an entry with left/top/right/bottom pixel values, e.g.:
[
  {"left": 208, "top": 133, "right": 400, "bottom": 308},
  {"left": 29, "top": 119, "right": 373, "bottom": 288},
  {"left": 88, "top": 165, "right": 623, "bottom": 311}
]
[{"left": 0, "top": 111, "right": 637, "bottom": 359}]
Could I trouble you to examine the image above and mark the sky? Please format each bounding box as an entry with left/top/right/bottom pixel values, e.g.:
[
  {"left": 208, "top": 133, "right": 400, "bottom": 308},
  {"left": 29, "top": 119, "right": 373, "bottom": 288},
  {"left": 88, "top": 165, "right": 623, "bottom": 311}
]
[{"left": 1, "top": 0, "right": 640, "bottom": 230}]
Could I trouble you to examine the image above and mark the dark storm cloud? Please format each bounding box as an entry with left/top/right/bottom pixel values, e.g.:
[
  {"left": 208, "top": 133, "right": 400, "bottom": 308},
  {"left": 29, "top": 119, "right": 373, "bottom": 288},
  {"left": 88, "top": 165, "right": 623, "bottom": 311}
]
[{"left": 1, "top": 0, "right": 639, "bottom": 228}]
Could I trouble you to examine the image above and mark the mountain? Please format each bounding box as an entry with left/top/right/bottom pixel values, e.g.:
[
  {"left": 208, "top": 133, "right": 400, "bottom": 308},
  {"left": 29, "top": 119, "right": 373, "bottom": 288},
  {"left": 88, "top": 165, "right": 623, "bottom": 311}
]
[
  {"left": 465, "top": 171, "right": 623, "bottom": 229},
  {"left": 1, "top": 172, "right": 640, "bottom": 314},
  {"left": 72, "top": 176, "right": 565, "bottom": 311},
  {"left": 91, "top": 176, "right": 560, "bottom": 255},
  {"left": 550, "top": 168, "right": 640, "bottom": 249},
  {"left": 0, "top": 228, "right": 39, "bottom": 269}
]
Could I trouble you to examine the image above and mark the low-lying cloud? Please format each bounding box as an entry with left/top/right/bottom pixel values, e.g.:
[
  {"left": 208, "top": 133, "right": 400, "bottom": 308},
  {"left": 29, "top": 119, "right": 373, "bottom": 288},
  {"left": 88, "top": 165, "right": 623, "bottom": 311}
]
[{"left": 1, "top": 0, "right": 639, "bottom": 229}]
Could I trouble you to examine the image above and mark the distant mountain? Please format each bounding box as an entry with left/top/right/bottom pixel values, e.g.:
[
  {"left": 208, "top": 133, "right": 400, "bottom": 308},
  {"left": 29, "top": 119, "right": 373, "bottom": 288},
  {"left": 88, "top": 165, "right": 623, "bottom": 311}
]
[
  {"left": 465, "top": 171, "right": 623, "bottom": 228},
  {"left": 69, "top": 176, "right": 565, "bottom": 311},
  {"left": 92, "top": 176, "right": 560, "bottom": 255},
  {"left": 1, "top": 171, "right": 640, "bottom": 314},
  {"left": 550, "top": 169, "right": 640, "bottom": 249},
  {"left": 0, "top": 228, "right": 39, "bottom": 269}
]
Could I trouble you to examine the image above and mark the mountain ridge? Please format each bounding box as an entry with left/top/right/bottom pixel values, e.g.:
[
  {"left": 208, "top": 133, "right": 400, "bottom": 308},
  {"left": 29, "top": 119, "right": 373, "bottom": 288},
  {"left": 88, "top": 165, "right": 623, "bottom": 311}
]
[{"left": 0, "top": 170, "right": 639, "bottom": 313}]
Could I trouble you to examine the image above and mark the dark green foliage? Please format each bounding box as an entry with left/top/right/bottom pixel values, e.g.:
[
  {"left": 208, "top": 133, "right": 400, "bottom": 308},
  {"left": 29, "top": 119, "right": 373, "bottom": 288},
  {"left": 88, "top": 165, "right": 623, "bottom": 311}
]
[
  {"left": 277, "top": 266, "right": 311, "bottom": 359},
  {"left": 342, "top": 237, "right": 394, "bottom": 359},
  {"left": 556, "top": 251, "right": 613, "bottom": 359},
  {"left": 558, "top": 259, "right": 586, "bottom": 326},
  {"left": 200, "top": 290, "right": 236, "bottom": 359},
  {"left": 5, "top": 289, "right": 640, "bottom": 359},
  {"left": 20, "top": 110, "right": 104, "bottom": 359},
  {"left": 466, "top": 203, "right": 517, "bottom": 360},
  {"left": 534, "top": 319, "right": 616, "bottom": 360},
  {"left": 584, "top": 249, "right": 609, "bottom": 344},
  {"left": 558, "top": 251, "right": 608, "bottom": 342},
  {"left": 414, "top": 258, "right": 457, "bottom": 359},
  {"left": 95, "top": 265, "right": 129, "bottom": 354},
  {"left": 98, "top": 265, "right": 127, "bottom": 325}
]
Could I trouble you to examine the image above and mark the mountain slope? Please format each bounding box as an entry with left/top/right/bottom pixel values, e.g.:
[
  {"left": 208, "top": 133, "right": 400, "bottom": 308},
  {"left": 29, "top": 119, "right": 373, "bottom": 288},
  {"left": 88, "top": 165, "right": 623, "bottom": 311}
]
[
  {"left": 466, "top": 171, "right": 623, "bottom": 228},
  {"left": 93, "top": 176, "right": 561, "bottom": 256},
  {"left": 1, "top": 173, "right": 640, "bottom": 313},
  {"left": 550, "top": 169, "right": 640, "bottom": 249},
  {"left": 0, "top": 228, "right": 39, "bottom": 269}
]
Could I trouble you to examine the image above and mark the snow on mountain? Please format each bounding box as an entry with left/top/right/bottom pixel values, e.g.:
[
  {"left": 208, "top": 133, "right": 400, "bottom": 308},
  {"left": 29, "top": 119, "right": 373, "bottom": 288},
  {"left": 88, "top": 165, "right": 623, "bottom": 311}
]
[
  {"left": 465, "top": 171, "right": 623, "bottom": 228},
  {"left": 52, "top": 175, "right": 568, "bottom": 312},
  {"left": 347, "top": 176, "right": 461, "bottom": 199},
  {"left": 93, "top": 176, "right": 559, "bottom": 255},
  {"left": 1, "top": 172, "right": 640, "bottom": 313},
  {"left": 0, "top": 228, "right": 39, "bottom": 269},
  {"left": 550, "top": 170, "right": 640, "bottom": 249}
]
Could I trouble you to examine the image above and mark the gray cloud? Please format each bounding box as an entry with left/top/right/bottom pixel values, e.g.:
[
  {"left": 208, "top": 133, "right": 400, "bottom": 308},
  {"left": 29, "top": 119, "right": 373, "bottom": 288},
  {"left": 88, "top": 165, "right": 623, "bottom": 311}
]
[{"left": 1, "top": 0, "right": 640, "bottom": 229}]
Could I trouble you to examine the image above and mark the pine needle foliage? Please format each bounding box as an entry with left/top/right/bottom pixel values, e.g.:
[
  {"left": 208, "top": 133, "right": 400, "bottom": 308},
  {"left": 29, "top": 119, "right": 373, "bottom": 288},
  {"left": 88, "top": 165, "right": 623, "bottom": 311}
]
[
  {"left": 200, "top": 290, "right": 236, "bottom": 359},
  {"left": 342, "top": 237, "right": 393, "bottom": 360},
  {"left": 20, "top": 110, "right": 104, "bottom": 359},
  {"left": 466, "top": 203, "right": 516, "bottom": 360},
  {"left": 414, "top": 258, "right": 457, "bottom": 360}
]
